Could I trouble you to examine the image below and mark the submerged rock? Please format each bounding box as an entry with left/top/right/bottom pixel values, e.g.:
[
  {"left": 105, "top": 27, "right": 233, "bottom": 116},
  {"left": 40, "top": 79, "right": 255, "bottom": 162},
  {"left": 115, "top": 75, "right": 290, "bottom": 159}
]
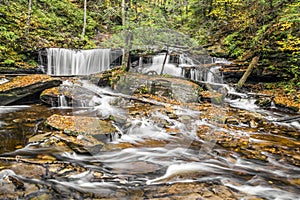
[
  {"left": 114, "top": 73, "right": 202, "bottom": 103},
  {"left": 0, "top": 75, "right": 61, "bottom": 105}
]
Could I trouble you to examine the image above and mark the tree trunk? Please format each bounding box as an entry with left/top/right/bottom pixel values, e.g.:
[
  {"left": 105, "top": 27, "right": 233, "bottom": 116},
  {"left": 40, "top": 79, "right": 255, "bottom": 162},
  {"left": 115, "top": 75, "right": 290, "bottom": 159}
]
[
  {"left": 237, "top": 56, "right": 260, "bottom": 89},
  {"left": 122, "top": 31, "right": 132, "bottom": 71},
  {"left": 121, "top": 0, "right": 131, "bottom": 71},
  {"left": 26, "top": 0, "right": 32, "bottom": 35},
  {"left": 160, "top": 49, "right": 168, "bottom": 75},
  {"left": 82, "top": 0, "right": 87, "bottom": 37},
  {"left": 121, "top": 0, "right": 126, "bottom": 27}
]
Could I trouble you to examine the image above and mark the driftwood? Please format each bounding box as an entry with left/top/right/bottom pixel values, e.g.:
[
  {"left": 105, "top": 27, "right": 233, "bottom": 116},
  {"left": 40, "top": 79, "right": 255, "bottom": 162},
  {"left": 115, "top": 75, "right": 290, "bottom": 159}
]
[
  {"left": 237, "top": 56, "right": 260, "bottom": 89},
  {"left": 275, "top": 115, "right": 300, "bottom": 123}
]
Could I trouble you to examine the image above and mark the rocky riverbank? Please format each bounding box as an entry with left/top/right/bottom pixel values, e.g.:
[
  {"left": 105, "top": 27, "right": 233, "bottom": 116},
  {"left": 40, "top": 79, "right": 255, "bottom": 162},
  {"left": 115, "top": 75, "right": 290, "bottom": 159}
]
[{"left": 0, "top": 71, "right": 299, "bottom": 199}]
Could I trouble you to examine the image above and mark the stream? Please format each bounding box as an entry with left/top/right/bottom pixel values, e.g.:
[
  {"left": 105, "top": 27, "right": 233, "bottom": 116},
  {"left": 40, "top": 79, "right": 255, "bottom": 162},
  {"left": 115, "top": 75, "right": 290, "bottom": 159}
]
[
  {"left": 0, "top": 81, "right": 299, "bottom": 199},
  {"left": 0, "top": 54, "right": 300, "bottom": 199}
]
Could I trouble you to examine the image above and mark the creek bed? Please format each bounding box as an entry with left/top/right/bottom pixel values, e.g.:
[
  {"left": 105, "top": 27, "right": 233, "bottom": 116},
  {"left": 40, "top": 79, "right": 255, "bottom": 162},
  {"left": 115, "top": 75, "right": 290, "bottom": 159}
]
[{"left": 0, "top": 86, "right": 299, "bottom": 199}]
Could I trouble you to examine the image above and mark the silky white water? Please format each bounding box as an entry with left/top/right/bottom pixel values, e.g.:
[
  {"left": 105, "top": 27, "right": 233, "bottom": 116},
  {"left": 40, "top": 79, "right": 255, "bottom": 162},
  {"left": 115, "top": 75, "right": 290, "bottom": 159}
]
[{"left": 46, "top": 48, "right": 112, "bottom": 75}]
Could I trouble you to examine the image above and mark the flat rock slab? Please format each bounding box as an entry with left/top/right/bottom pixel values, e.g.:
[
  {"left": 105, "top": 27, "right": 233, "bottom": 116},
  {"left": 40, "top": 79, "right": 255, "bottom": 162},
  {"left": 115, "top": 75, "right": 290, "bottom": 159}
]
[
  {"left": 115, "top": 73, "right": 202, "bottom": 103},
  {"left": 0, "top": 75, "right": 61, "bottom": 105},
  {"left": 45, "top": 114, "right": 116, "bottom": 137}
]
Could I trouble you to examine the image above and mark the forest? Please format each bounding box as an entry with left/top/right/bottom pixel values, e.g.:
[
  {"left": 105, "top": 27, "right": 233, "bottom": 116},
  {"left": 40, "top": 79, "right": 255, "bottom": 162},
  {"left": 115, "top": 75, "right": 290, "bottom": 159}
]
[
  {"left": 1, "top": 1, "right": 300, "bottom": 199},
  {"left": 0, "top": 0, "right": 299, "bottom": 85}
]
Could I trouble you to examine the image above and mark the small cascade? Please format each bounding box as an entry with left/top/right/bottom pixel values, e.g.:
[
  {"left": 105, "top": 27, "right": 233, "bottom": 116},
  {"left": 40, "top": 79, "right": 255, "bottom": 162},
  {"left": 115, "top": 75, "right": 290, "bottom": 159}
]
[
  {"left": 141, "top": 53, "right": 192, "bottom": 77},
  {"left": 153, "top": 53, "right": 170, "bottom": 65},
  {"left": 206, "top": 66, "right": 222, "bottom": 83},
  {"left": 58, "top": 95, "right": 68, "bottom": 107},
  {"left": 45, "top": 48, "right": 123, "bottom": 76},
  {"left": 0, "top": 78, "right": 9, "bottom": 85}
]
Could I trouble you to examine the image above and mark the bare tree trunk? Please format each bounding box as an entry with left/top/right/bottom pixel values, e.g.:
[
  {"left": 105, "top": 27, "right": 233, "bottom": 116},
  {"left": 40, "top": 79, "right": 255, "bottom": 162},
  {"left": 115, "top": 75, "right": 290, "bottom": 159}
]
[
  {"left": 160, "top": 49, "right": 169, "bottom": 75},
  {"left": 121, "top": 0, "right": 132, "bottom": 71},
  {"left": 237, "top": 55, "right": 260, "bottom": 89},
  {"left": 122, "top": 0, "right": 126, "bottom": 27},
  {"left": 82, "top": 0, "right": 87, "bottom": 37},
  {"left": 26, "top": 0, "right": 32, "bottom": 35}
]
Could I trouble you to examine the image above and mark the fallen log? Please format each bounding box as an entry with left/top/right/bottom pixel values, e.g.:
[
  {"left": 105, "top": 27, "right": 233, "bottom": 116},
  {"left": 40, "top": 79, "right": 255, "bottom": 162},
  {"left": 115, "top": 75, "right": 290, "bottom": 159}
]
[
  {"left": 237, "top": 56, "right": 260, "bottom": 89},
  {"left": 274, "top": 115, "right": 300, "bottom": 123}
]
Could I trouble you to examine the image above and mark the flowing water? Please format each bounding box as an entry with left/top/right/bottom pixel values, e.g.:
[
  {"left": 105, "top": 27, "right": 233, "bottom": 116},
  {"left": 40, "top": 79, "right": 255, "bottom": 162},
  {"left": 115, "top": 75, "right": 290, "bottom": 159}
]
[
  {"left": 1, "top": 54, "right": 300, "bottom": 199},
  {"left": 46, "top": 48, "right": 123, "bottom": 75}
]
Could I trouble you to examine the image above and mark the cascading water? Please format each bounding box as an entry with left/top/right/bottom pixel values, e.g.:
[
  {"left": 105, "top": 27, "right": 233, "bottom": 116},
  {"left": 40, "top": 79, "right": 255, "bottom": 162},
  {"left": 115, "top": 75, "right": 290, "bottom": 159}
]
[
  {"left": 141, "top": 53, "right": 183, "bottom": 77},
  {"left": 1, "top": 75, "right": 300, "bottom": 199},
  {"left": 58, "top": 95, "right": 68, "bottom": 108},
  {"left": 46, "top": 48, "right": 122, "bottom": 75},
  {"left": 1, "top": 49, "right": 300, "bottom": 199}
]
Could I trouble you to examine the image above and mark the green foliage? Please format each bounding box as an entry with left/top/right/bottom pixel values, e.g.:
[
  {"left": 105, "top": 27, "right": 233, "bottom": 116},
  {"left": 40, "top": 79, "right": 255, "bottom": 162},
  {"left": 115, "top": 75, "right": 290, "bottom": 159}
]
[
  {"left": 0, "top": 0, "right": 299, "bottom": 84},
  {"left": 0, "top": 0, "right": 98, "bottom": 68}
]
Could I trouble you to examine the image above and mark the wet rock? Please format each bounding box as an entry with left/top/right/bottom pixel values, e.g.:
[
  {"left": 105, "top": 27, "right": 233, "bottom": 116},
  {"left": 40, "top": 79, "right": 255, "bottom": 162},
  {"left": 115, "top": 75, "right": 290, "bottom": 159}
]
[
  {"left": 40, "top": 84, "right": 97, "bottom": 107},
  {"left": 88, "top": 66, "right": 124, "bottom": 86},
  {"left": 220, "top": 62, "right": 283, "bottom": 83},
  {"left": 144, "top": 182, "right": 241, "bottom": 200},
  {"left": 200, "top": 91, "right": 224, "bottom": 104},
  {"left": 28, "top": 130, "right": 105, "bottom": 154},
  {"left": 55, "top": 131, "right": 105, "bottom": 154},
  {"left": 255, "top": 97, "right": 272, "bottom": 108},
  {"left": 0, "top": 75, "right": 61, "bottom": 105},
  {"left": 115, "top": 73, "right": 202, "bottom": 103},
  {"left": 45, "top": 114, "right": 116, "bottom": 142},
  {"left": 225, "top": 117, "right": 240, "bottom": 125}
]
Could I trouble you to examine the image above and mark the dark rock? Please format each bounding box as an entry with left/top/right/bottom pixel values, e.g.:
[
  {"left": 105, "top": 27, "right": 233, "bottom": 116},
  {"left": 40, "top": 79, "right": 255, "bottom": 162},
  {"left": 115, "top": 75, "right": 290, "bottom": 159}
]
[
  {"left": 255, "top": 97, "right": 273, "bottom": 108},
  {"left": 0, "top": 75, "right": 61, "bottom": 105},
  {"left": 0, "top": 66, "right": 44, "bottom": 74},
  {"left": 88, "top": 66, "right": 124, "bottom": 86},
  {"left": 40, "top": 84, "right": 97, "bottom": 107},
  {"left": 115, "top": 73, "right": 202, "bottom": 103},
  {"left": 200, "top": 91, "right": 224, "bottom": 104}
]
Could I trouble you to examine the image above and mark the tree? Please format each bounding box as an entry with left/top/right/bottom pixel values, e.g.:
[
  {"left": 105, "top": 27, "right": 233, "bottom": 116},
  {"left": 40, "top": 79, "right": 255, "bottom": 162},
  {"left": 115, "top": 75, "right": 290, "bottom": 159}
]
[
  {"left": 82, "top": 0, "right": 87, "bottom": 37},
  {"left": 26, "top": 0, "right": 32, "bottom": 36}
]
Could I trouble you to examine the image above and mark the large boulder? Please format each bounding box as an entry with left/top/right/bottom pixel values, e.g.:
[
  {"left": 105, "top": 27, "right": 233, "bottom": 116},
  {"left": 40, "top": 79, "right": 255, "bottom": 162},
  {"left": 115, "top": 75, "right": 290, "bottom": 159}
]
[
  {"left": 0, "top": 75, "right": 61, "bottom": 105},
  {"left": 114, "top": 73, "right": 202, "bottom": 103},
  {"left": 40, "top": 84, "right": 97, "bottom": 107}
]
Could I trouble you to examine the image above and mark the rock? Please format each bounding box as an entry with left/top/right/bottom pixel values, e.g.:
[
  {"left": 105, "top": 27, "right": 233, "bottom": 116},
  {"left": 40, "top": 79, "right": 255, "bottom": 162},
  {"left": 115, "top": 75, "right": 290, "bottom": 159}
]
[
  {"left": 0, "top": 75, "right": 61, "bottom": 105},
  {"left": 54, "top": 131, "right": 105, "bottom": 154},
  {"left": 45, "top": 114, "right": 116, "bottom": 142},
  {"left": 200, "top": 91, "right": 224, "bottom": 104},
  {"left": 255, "top": 97, "right": 272, "bottom": 108},
  {"left": 40, "top": 84, "right": 97, "bottom": 107},
  {"left": 115, "top": 73, "right": 202, "bottom": 103},
  {"left": 225, "top": 117, "right": 240, "bottom": 125},
  {"left": 88, "top": 66, "right": 124, "bottom": 86},
  {"left": 0, "top": 66, "right": 44, "bottom": 74}
]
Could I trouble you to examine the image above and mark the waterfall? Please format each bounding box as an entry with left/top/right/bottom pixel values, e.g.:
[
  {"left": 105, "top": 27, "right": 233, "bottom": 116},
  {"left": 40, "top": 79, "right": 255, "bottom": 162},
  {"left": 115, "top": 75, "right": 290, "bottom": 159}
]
[
  {"left": 46, "top": 48, "right": 114, "bottom": 75},
  {"left": 186, "top": 57, "right": 230, "bottom": 83},
  {"left": 58, "top": 95, "right": 68, "bottom": 107},
  {"left": 153, "top": 54, "right": 170, "bottom": 65},
  {"left": 141, "top": 53, "right": 188, "bottom": 77},
  {"left": 207, "top": 66, "right": 222, "bottom": 83}
]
